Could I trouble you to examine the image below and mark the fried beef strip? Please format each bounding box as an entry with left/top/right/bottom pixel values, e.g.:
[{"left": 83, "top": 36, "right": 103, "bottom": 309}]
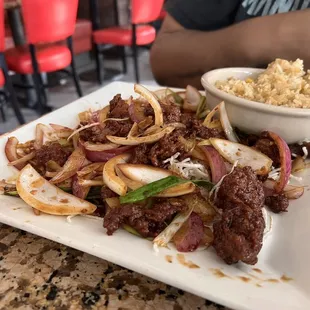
[
  {"left": 215, "top": 166, "right": 265, "bottom": 211},
  {"left": 180, "top": 113, "right": 224, "bottom": 139},
  {"left": 80, "top": 94, "right": 133, "bottom": 143},
  {"left": 212, "top": 167, "right": 265, "bottom": 265},
  {"left": 130, "top": 143, "right": 152, "bottom": 165},
  {"left": 104, "top": 198, "right": 186, "bottom": 238},
  {"left": 213, "top": 205, "right": 265, "bottom": 265},
  {"left": 35, "top": 142, "right": 71, "bottom": 167},
  {"left": 234, "top": 128, "right": 259, "bottom": 146},
  {"left": 145, "top": 103, "right": 182, "bottom": 123},
  {"left": 149, "top": 128, "right": 190, "bottom": 167},
  {"left": 254, "top": 131, "right": 280, "bottom": 166},
  {"left": 265, "top": 194, "right": 289, "bottom": 213},
  {"left": 101, "top": 187, "right": 118, "bottom": 200}
]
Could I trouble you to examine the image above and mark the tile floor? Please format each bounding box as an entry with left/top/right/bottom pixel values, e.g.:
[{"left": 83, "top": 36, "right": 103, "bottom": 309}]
[{"left": 1, "top": 50, "right": 157, "bottom": 133}]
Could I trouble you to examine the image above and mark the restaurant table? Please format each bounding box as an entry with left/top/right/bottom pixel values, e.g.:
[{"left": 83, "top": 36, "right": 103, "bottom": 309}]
[{"left": 0, "top": 223, "right": 231, "bottom": 310}]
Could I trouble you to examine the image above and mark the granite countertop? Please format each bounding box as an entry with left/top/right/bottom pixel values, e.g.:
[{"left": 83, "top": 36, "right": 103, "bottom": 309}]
[{"left": 0, "top": 224, "right": 231, "bottom": 310}]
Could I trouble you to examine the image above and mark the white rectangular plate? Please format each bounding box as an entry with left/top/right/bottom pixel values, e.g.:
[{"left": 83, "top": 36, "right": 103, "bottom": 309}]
[{"left": 1, "top": 82, "right": 309, "bottom": 310}]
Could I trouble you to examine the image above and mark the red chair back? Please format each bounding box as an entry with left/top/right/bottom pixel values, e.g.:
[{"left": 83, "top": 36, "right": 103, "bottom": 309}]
[
  {"left": 132, "top": 0, "right": 165, "bottom": 24},
  {"left": 21, "top": 0, "right": 79, "bottom": 44},
  {"left": 0, "top": 0, "right": 5, "bottom": 52}
]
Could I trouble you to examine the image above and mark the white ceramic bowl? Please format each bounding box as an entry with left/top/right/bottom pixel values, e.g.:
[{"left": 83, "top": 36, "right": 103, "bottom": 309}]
[{"left": 201, "top": 68, "right": 310, "bottom": 144}]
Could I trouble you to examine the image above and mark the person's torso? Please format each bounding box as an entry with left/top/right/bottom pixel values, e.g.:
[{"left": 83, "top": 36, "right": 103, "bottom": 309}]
[
  {"left": 166, "top": 0, "right": 310, "bottom": 31},
  {"left": 235, "top": 0, "right": 310, "bottom": 23}
]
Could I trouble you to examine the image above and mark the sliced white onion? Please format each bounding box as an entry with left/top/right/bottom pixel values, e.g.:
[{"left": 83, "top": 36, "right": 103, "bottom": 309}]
[
  {"left": 115, "top": 166, "right": 145, "bottom": 190},
  {"left": 262, "top": 207, "right": 272, "bottom": 239},
  {"left": 83, "top": 142, "right": 119, "bottom": 151},
  {"left": 202, "top": 105, "right": 222, "bottom": 129},
  {"left": 67, "top": 122, "right": 100, "bottom": 141},
  {"left": 210, "top": 138, "right": 272, "bottom": 175},
  {"left": 116, "top": 164, "right": 195, "bottom": 197},
  {"left": 153, "top": 88, "right": 168, "bottom": 100},
  {"left": 218, "top": 101, "right": 239, "bottom": 142},
  {"left": 16, "top": 164, "right": 96, "bottom": 215},
  {"left": 50, "top": 148, "right": 86, "bottom": 184},
  {"left": 153, "top": 205, "right": 194, "bottom": 248},
  {"left": 134, "top": 84, "right": 163, "bottom": 126},
  {"left": 102, "top": 153, "right": 131, "bottom": 196},
  {"left": 7, "top": 152, "right": 35, "bottom": 167},
  {"left": 105, "top": 197, "right": 121, "bottom": 208},
  {"left": 117, "top": 164, "right": 172, "bottom": 183},
  {"left": 107, "top": 126, "right": 175, "bottom": 146}
]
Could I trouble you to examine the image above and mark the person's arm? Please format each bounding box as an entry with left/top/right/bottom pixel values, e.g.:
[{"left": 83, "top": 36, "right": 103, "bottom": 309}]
[{"left": 150, "top": 10, "right": 310, "bottom": 88}]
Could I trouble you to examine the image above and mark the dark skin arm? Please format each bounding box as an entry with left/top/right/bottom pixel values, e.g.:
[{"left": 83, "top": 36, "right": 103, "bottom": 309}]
[{"left": 150, "top": 10, "right": 310, "bottom": 89}]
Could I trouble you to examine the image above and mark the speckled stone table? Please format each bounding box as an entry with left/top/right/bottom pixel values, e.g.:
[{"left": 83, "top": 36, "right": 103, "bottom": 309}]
[{"left": 0, "top": 224, "right": 231, "bottom": 310}]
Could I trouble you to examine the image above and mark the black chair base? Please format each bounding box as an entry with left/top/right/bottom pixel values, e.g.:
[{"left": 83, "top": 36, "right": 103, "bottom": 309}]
[
  {"left": 93, "top": 23, "right": 141, "bottom": 85},
  {"left": 0, "top": 53, "right": 25, "bottom": 124},
  {"left": 28, "top": 36, "right": 83, "bottom": 116}
]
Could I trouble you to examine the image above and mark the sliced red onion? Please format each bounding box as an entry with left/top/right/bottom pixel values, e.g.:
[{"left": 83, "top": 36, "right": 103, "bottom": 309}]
[
  {"left": 34, "top": 124, "right": 44, "bottom": 150},
  {"left": 83, "top": 141, "right": 119, "bottom": 151},
  {"left": 263, "top": 179, "right": 304, "bottom": 200},
  {"left": 72, "top": 175, "right": 90, "bottom": 199},
  {"left": 200, "top": 145, "right": 227, "bottom": 183},
  {"left": 5, "top": 137, "right": 24, "bottom": 170},
  {"left": 49, "top": 123, "right": 72, "bottom": 131},
  {"left": 50, "top": 148, "right": 86, "bottom": 184},
  {"left": 267, "top": 131, "right": 291, "bottom": 193},
  {"left": 173, "top": 212, "right": 204, "bottom": 252},
  {"left": 7, "top": 151, "right": 35, "bottom": 168},
  {"left": 183, "top": 86, "right": 201, "bottom": 112},
  {"left": 84, "top": 145, "right": 133, "bottom": 162}
]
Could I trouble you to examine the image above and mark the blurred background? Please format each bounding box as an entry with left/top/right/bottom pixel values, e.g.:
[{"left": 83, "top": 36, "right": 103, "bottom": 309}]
[{"left": 0, "top": 0, "right": 167, "bottom": 132}]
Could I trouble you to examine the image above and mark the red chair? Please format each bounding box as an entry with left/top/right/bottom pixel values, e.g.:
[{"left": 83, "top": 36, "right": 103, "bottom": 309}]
[
  {"left": 5, "top": 0, "right": 82, "bottom": 115},
  {"left": 0, "top": 0, "right": 24, "bottom": 124},
  {"left": 93, "top": 0, "right": 165, "bottom": 84},
  {"left": 158, "top": 9, "right": 167, "bottom": 20}
]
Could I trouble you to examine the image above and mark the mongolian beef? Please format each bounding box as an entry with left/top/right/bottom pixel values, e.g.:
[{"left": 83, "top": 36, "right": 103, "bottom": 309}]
[{"left": 2, "top": 84, "right": 307, "bottom": 266}]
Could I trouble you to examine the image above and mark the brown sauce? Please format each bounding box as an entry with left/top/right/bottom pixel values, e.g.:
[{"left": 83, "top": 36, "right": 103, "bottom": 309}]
[
  {"left": 210, "top": 268, "right": 230, "bottom": 278},
  {"left": 31, "top": 178, "right": 45, "bottom": 188},
  {"left": 267, "top": 278, "right": 279, "bottom": 283},
  {"left": 238, "top": 276, "right": 251, "bottom": 283},
  {"left": 252, "top": 268, "right": 262, "bottom": 274},
  {"left": 281, "top": 275, "right": 293, "bottom": 282},
  {"left": 176, "top": 254, "right": 200, "bottom": 269}
]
